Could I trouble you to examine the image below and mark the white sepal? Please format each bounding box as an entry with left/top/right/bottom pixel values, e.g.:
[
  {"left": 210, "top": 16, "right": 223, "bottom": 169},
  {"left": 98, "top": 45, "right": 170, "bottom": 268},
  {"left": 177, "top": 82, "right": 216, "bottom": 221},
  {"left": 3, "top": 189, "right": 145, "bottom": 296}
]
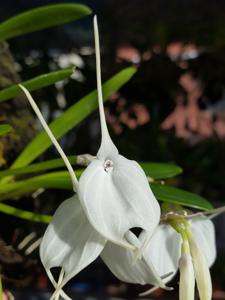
[
  {"left": 78, "top": 155, "right": 160, "bottom": 250},
  {"left": 40, "top": 196, "right": 106, "bottom": 296},
  {"left": 144, "top": 224, "right": 181, "bottom": 283},
  {"left": 101, "top": 231, "right": 169, "bottom": 289},
  {"left": 189, "top": 216, "right": 216, "bottom": 267}
]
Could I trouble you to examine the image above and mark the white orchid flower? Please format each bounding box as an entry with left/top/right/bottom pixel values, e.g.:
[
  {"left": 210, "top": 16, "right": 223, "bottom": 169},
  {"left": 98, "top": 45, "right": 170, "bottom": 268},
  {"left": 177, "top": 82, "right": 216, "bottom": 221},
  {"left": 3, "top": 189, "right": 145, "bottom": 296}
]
[
  {"left": 40, "top": 196, "right": 106, "bottom": 300},
  {"left": 101, "top": 214, "right": 216, "bottom": 298},
  {"left": 18, "top": 15, "right": 164, "bottom": 299},
  {"left": 100, "top": 223, "right": 179, "bottom": 296},
  {"left": 20, "top": 81, "right": 166, "bottom": 300},
  {"left": 19, "top": 16, "right": 220, "bottom": 298},
  {"left": 101, "top": 225, "right": 176, "bottom": 291},
  {"left": 78, "top": 15, "right": 161, "bottom": 251},
  {"left": 19, "top": 84, "right": 107, "bottom": 300}
]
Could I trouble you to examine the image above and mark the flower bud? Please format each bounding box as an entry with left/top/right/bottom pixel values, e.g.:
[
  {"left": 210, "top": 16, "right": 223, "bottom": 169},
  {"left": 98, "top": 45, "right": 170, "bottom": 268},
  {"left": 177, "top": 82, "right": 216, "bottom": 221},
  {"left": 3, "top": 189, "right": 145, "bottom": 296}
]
[
  {"left": 189, "top": 236, "right": 212, "bottom": 300},
  {"left": 179, "top": 240, "right": 195, "bottom": 300}
]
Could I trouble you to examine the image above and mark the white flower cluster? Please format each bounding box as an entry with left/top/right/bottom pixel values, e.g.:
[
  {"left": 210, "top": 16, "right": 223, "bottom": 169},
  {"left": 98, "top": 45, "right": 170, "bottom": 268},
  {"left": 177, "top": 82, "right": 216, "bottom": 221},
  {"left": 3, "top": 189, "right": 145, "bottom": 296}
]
[{"left": 19, "top": 16, "right": 217, "bottom": 300}]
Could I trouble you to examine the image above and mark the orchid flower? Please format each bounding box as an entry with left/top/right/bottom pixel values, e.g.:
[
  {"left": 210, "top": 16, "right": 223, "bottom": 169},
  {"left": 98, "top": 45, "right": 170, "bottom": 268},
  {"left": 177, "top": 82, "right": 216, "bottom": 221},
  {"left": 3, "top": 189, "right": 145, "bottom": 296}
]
[
  {"left": 19, "top": 84, "right": 107, "bottom": 300},
  {"left": 101, "top": 213, "right": 216, "bottom": 298},
  {"left": 78, "top": 15, "right": 161, "bottom": 251},
  {"left": 18, "top": 15, "right": 166, "bottom": 299},
  {"left": 18, "top": 15, "right": 222, "bottom": 300},
  {"left": 101, "top": 226, "right": 175, "bottom": 290}
]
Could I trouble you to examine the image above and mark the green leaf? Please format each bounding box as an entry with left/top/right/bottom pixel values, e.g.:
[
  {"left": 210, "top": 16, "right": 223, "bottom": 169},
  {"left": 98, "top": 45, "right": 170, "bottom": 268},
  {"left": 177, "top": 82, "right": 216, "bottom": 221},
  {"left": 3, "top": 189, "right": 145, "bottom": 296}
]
[
  {"left": 0, "top": 3, "right": 91, "bottom": 41},
  {"left": 150, "top": 183, "right": 213, "bottom": 211},
  {"left": 0, "top": 68, "right": 74, "bottom": 102},
  {"left": 0, "top": 156, "right": 181, "bottom": 181},
  {"left": 12, "top": 67, "right": 136, "bottom": 168},
  {"left": 0, "top": 156, "right": 77, "bottom": 178},
  {"left": 0, "top": 171, "right": 77, "bottom": 200},
  {"left": 0, "top": 124, "right": 12, "bottom": 136},
  {"left": 140, "top": 162, "right": 182, "bottom": 179},
  {"left": 0, "top": 203, "right": 51, "bottom": 223},
  {"left": 0, "top": 171, "right": 212, "bottom": 213}
]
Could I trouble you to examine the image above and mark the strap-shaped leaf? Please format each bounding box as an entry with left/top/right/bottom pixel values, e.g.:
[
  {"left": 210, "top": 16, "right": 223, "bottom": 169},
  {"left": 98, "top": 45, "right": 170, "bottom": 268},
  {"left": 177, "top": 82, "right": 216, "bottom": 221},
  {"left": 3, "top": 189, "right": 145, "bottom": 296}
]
[
  {"left": 0, "top": 124, "right": 12, "bottom": 136},
  {"left": 0, "top": 203, "right": 51, "bottom": 223},
  {"left": 0, "top": 171, "right": 73, "bottom": 200},
  {"left": 0, "top": 68, "right": 74, "bottom": 102},
  {"left": 12, "top": 67, "right": 136, "bottom": 168},
  {"left": 0, "top": 171, "right": 212, "bottom": 212},
  {"left": 0, "top": 156, "right": 77, "bottom": 178},
  {"left": 0, "top": 4, "right": 91, "bottom": 41},
  {"left": 150, "top": 183, "right": 213, "bottom": 211},
  {"left": 140, "top": 162, "right": 182, "bottom": 179},
  {"left": 0, "top": 157, "right": 182, "bottom": 181}
]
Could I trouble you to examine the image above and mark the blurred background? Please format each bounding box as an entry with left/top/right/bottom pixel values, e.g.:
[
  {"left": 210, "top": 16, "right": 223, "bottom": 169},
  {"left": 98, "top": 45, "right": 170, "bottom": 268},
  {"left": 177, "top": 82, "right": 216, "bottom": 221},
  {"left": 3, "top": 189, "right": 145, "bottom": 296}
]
[{"left": 0, "top": 0, "right": 225, "bottom": 299}]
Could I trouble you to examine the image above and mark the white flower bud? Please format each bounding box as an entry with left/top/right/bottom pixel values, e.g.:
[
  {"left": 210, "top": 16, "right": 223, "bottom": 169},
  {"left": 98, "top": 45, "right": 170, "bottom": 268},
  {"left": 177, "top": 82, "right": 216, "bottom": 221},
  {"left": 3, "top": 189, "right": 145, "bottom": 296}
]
[
  {"left": 179, "top": 241, "right": 195, "bottom": 300},
  {"left": 189, "top": 236, "right": 212, "bottom": 300}
]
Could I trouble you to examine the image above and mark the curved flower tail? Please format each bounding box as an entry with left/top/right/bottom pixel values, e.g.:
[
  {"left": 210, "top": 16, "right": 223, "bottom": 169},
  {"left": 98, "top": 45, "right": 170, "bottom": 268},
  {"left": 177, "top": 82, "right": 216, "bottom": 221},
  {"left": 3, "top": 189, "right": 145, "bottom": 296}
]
[
  {"left": 46, "top": 269, "right": 71, "bottom": 300},
  {"left": 138, "top": 270, "right": 175, "bottom": 297},
  {"left": 93, "top": 15, "right": 118, "bottom": 159},
  {"left": 18, "top": 84, "right": 78, "bottom": 192},
  {"left": 139, "top": 285, "right": 159, "bottom": 297},
  {"left": 50, "top": 273, "right": 74, "bottom": 300}
]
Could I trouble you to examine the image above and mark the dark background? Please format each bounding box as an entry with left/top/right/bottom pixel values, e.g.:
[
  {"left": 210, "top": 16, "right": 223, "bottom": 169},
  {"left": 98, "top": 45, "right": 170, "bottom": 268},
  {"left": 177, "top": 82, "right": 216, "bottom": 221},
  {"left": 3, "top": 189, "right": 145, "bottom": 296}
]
[{"left": 0, "top": 0, "right": 225, "bottom": 298}]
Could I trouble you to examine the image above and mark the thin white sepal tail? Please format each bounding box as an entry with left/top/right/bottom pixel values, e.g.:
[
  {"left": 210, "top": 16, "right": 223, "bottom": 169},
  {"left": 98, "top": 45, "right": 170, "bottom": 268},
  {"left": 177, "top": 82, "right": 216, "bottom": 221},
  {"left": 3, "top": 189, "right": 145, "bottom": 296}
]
[
  {"left": 18, "top": 84, "right": 78, "bottom": 192},
  {"left": 94, "top": 15, "right": 118, "bottom": 160},
  {"left": 93, "top": 15, "right": 109, "bottom": 141}
]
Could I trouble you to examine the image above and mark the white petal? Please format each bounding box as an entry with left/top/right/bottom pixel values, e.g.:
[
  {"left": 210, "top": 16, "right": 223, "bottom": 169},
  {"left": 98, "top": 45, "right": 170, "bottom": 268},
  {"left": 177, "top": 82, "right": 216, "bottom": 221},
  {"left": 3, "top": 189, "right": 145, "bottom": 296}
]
[
  {"left": 78, "top": 155, "right": 160, "bottom": 249},
  {"left": 179, "top": 253, "right": 195, "bottom": 300},
  {"left": 144, "top": 224, "right": 181, "bottom": 283},
  {"left": 40, "top": 195, "right": 106, "bottom": 291},
  {"left": 190, "top": 216, "right": 216, "bottom": 267},
  {"left": 101, "top": 231, "right": 169, "bottom": 289}
]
